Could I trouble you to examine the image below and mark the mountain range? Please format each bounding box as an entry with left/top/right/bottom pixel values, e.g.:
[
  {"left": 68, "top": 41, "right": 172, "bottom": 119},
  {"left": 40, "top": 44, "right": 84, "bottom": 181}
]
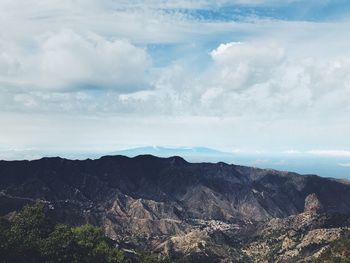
[{"left": 1, "top": 155, "right": 350, "bottom": 262}]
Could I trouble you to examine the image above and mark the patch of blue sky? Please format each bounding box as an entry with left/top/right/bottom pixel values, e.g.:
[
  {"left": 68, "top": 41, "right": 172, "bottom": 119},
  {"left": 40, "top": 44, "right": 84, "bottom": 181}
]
[
  {"left": 270, "top": 0, "right": 350, "bottom": 22},
  {"left": 162, "top": 0, "right": 350, "bottom": 22},
  {"left": 147, "top": 42, "right": 213, "bottom": 69},
  {"left": 171, "top": 6, "right": 274, "bottom": 22},
  {"left": 147, "top": 43, "right": 185, "bottom": 67},
  {"left": 146, "top": 35, "right": 249, "bottom": 68}
]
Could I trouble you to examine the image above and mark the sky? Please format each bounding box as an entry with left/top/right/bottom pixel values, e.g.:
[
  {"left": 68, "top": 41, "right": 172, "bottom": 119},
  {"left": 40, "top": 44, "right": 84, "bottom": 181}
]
[{"left": 1, "top": 0, "right": 350, "bottom": 176}]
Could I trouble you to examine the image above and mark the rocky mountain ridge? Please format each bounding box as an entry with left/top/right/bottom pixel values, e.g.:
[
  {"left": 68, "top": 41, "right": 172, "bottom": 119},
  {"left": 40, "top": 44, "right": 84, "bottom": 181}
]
[{"left": 1, "top": 155, "right": 350, "bottom": 262}]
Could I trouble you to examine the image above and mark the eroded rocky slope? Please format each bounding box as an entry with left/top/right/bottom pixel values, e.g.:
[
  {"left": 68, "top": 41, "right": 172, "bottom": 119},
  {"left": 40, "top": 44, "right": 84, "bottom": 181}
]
[{"left": 1, "top": 155, "right": 350, "bottom": 262}]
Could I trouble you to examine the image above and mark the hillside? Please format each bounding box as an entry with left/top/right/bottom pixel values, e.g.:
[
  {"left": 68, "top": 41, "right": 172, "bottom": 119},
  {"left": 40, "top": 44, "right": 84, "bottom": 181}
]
[{"left": 1, "top": 155, "right": 350, "bottom": 262}]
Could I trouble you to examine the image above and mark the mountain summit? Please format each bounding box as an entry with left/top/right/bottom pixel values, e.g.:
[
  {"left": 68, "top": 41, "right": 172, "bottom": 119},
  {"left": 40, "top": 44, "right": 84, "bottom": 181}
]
[{"left": 1, "top": 155, "right": 350, "bottom": 262}]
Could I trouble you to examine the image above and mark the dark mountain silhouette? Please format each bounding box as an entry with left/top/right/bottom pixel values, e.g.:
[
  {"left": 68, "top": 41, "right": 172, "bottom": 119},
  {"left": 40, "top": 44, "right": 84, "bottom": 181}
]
[{"left": 1, "top": 155, "right": 350, "bottom": 262}]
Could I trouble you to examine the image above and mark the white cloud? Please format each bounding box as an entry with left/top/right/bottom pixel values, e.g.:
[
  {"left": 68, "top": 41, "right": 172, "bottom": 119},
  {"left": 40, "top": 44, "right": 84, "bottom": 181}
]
[
  {"left": 0, "top": 30, "right": 151, "bottom": 91},
  {"left": 308, "top": 150, "right": 350, "bottom": 157},
  {"left": 190, "top": 39, "right": 350, "bottom": 120},
  {"left": 0, "top": 53, "right": 20, "bottom": 76},
  {"left": 210, "top": 42, "right": 285, "bottom": 91},
  {"left": 3, "top": 31, "right": 350, "bottom": 122},
  {"left": 283, "top": 150, "right": 302, "bottom": 154},
  {"left": 1, "top": 0, "right": 350, "bottom": 156},
  {"left": 339, "top": 163, "right": 350, "bottom": 167}
]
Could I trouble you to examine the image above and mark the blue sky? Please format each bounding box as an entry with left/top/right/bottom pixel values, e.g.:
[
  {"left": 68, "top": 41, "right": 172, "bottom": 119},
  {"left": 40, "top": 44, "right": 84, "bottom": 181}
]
[
  {"left": 1, "top": 0, "right": 350, "bottom": 177},
  {"left": 176, "top": 0, "right": 350, "bottom": 22}
]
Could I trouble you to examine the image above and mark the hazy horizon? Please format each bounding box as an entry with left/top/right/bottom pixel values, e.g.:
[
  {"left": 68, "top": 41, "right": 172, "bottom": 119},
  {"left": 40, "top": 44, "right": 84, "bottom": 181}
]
[
  {"left": 1, "top": 0, "right": 350, "bottom": 179},
  {"left": 0, "top": 145, "right": 349, "bottom": 180}
]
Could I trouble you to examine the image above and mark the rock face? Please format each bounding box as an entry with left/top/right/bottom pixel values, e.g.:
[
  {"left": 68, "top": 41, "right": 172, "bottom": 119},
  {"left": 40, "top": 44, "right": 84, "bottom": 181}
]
[
  {"left": 304, "top": 193, "right": 324, "bottom": 213},
  {"left": 242, "top": 212, "right": 350, "bottom": 263},
  {"left": 1, "top": 155, "right": 350, "bottom": 262}
]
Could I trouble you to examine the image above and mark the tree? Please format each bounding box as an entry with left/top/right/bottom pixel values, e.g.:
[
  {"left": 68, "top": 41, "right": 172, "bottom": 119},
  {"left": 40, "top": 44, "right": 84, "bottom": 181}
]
[
  {"left": 7, "top": 202, "right": 54, "bottom": 262},
  {"left": 41, "top": 224, "right": 77, "bottom": 262},
  {"left": 72, "top": 224, "right": 126, "bottom": 262},
  {"left": 0, "top": 217, "right": 11, "bottom": 260},
  {"left": 0, "top": 203, "right": 127, "bottom": 263}
]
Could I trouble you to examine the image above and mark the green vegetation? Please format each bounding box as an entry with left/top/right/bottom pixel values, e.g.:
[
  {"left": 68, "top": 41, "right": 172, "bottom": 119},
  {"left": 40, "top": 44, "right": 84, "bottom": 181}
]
[{"left": 0, "top": 203, "right": 168, "bottom": 263}]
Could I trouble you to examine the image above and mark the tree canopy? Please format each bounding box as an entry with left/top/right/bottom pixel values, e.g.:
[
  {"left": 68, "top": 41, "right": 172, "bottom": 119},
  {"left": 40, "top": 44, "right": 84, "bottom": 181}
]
[{"left": 0, "top": 203, "right": 170, "bottom": 263}]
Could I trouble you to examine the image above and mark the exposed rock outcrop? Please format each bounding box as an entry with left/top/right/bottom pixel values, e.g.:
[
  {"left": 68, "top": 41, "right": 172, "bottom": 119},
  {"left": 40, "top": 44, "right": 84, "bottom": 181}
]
[
  {"left": 304, "top": 193, "right": 324, "bottom": 214},
  {"left": 1, "top": 155, "right": 350, "bottom": 262}
]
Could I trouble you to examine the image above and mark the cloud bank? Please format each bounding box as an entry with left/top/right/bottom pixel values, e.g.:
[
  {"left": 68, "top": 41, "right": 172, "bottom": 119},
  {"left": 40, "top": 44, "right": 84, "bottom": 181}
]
[
  {"left": 0, "top": 30, "right": 150, "bottom": 92},
  {"left": 1, "top": 0, "right": 350, "bottom": 156}
]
